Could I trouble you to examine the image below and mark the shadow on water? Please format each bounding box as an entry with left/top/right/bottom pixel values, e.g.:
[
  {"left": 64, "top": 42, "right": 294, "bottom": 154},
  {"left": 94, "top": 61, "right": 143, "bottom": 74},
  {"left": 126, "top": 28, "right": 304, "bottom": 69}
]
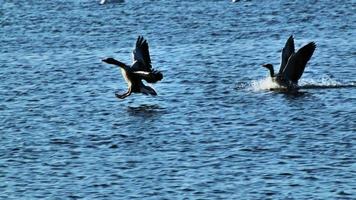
[
  {"left": 272, "top": 89, "right": 308, "bottom": 97},
  {"left": 126, "top": 104, "right": 166, "bottom": 117}
]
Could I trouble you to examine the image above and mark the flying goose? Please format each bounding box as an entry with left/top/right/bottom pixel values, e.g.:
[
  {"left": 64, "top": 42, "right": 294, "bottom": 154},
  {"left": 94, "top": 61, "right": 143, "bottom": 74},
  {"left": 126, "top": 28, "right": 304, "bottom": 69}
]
[{"left": 102, "top": 36, "right": 163, "bottom": 99}]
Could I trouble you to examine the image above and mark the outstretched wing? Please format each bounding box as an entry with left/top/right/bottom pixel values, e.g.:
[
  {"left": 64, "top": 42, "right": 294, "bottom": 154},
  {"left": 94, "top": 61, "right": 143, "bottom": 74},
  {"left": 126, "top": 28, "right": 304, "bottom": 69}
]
[
  {"left": 133, "top": 70, "right": 163, "bottom": 83},
  {"left": 131, "top": 36, "right": 152, "bottom": 72},
  {"left": 279, "top": 35, "right": 295, "bottom": 74},
  {"left": 282, "top": 42, "right": 316, "bottom": 83}
]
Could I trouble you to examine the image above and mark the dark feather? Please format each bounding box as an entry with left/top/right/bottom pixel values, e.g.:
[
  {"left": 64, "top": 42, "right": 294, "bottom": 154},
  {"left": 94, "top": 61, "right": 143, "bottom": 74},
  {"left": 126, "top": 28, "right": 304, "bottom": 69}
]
[
  {"left": 132, "top": 36, "right": 152, "bottom": 72},
  {"left": 133, "top": 70, "right": 163, "bottom": 83},
  {"left": 282, "top": 42, "right": 316, "bottom": 83},
  {"left": 279, "top": 35, "right": 295, "bottom": 74}
]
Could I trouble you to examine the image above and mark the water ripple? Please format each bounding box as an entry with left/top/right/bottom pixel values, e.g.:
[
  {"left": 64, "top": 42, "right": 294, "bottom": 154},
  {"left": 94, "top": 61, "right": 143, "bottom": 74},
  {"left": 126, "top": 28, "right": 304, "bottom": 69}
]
[{"left": 1, "top": 0, "right": 355, "bottom": 199}]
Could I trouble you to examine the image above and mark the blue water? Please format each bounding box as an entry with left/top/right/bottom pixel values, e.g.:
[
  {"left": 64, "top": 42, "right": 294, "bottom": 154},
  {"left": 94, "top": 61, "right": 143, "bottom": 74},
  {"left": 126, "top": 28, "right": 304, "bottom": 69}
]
[{"left": 1, "top": 0, "right": 355, "bottom": 199}]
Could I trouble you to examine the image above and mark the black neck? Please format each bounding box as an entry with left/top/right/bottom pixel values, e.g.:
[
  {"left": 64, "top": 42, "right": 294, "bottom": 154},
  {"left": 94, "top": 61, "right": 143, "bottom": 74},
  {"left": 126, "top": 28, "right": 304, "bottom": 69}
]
[
  {"left": 111, "top": 59, "right": 127, "bottom": 68},
  {"left": 267, "top": 65, "right": 275, "bottom": 77}
]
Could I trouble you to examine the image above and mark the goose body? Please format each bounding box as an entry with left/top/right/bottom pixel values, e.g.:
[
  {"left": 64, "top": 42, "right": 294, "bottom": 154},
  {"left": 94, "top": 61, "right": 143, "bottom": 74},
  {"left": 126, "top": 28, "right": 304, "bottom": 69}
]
[
  {"left": 102, "top": 36, "right": 163, "bottom": 99},
  {"left": 263, "top": 35, "right": 316, "bottom": 90}
]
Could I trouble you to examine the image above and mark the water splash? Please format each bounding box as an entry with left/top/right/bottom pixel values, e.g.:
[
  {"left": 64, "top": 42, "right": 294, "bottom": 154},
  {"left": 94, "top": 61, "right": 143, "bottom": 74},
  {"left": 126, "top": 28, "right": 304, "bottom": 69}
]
[
  {"left": 239, "top": 75, "right": 356, "bottom": 92},
  {"left": 239, "top": 77, "right": 282, "bottom": 91},
  {"left": 251, "top": 77, "right": 280, "bottom": 91},
  {"left": 300, "top": 76, "right": 356, "bottom": 89},
  {"left": 301, "top": 75, "right": 340, "bottom": 86}
]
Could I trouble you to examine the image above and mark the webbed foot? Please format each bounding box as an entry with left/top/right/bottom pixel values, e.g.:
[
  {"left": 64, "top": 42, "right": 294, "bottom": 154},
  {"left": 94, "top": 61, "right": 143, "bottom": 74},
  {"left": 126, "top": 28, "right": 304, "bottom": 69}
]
[
  {"left": 115, "top": 92, "right": 127, "bottom": 99},
  {"left": 115, "top": 89, "right": 132, "bottom": 99}
]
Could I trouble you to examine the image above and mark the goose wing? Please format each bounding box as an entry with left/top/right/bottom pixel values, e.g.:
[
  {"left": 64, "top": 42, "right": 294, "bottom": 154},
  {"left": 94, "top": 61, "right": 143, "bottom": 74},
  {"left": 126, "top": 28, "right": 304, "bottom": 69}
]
[
  {"left": 282, "top": 42, "right": 316, "bottom": 83},
  {"left": 279, "top": 35, "right": 295, "bottom": 74},
  {"left": 131, "top": 36, "right": 152, "bottom": 72},
  {"left": 133, "top": 70, "right": 163, "bottom": 83}
]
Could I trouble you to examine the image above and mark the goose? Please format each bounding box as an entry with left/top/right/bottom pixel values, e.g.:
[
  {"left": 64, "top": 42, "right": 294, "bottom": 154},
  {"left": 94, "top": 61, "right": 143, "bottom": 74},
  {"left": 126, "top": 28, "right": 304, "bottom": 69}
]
[
  {"left": 262, "top": 35, "right": 316, "bottom": 90},
  {"left": 102, "top": 36, "right": 163, "bottom": 99}
]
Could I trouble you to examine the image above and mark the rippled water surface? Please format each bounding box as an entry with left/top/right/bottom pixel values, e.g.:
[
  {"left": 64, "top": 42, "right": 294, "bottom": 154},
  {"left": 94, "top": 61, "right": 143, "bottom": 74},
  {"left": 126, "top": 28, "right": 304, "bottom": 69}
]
[{"left": 1, "top": 0, "right": 355, "bottom": 199}]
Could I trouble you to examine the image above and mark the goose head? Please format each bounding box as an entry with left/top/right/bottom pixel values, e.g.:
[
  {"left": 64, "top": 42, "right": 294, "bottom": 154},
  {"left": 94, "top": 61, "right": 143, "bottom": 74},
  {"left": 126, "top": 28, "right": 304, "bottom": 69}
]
[{"left": 262, "top": 64, "right": 275, "bottom": 77}]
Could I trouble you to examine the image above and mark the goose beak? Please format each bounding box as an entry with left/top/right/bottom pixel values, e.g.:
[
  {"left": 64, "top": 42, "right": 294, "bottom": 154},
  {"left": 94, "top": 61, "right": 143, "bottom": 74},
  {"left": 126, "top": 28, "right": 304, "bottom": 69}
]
[{"left": 102, "top": 58, "right": 109, "bottom": 63}]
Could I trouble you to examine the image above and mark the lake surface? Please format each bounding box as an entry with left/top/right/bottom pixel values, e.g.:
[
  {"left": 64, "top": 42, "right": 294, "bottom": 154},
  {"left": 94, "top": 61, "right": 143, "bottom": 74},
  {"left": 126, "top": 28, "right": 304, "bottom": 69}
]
[{"left": 1, "top": 0, "right": 355, "bottom": 199}]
